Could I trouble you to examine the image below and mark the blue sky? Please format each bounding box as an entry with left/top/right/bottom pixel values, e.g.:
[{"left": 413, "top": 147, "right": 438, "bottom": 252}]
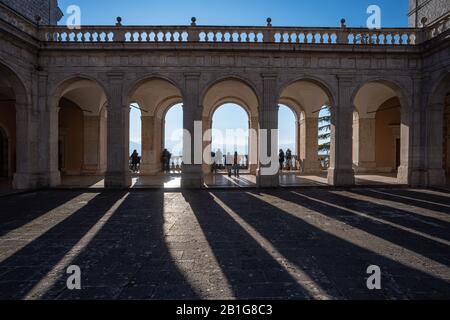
[
  {"left": 59, "top": 0, "right": 409, "bottom": 156},
  {"left": 58, "top": 0, "right": 408, "bottom": 27}
]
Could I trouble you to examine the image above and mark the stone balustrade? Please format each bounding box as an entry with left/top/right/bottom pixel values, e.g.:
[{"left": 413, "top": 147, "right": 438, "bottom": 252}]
[
  {"left": 425, "top": 14, "right": 450, "bottom": 39},
  {"left": 1, "top": 2, "right": 449, "bottom": 47},
  {"left": 40, "top": 25, "right": 422, "bottom": 46}
]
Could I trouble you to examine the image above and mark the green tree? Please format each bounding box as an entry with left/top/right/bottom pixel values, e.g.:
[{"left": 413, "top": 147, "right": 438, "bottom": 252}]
[{"left": 318, "top": 106, "right": 331, "bottom": 155}]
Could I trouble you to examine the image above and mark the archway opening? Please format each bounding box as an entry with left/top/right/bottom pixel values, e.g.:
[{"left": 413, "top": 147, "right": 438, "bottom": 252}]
[
  {"left": 353, "top": 81, "right": 403, "bottom": 185},
  {"left": 0, "top": 71, "right": 18, "bottom": 189},
  {"left": 279, "top": 80, "right": 333, "bottom": 186},
  {"left": 129, "top": 103, "right": 142, "bottom": 174},
  {"left": 278, "top": 104, "right": 298, "bottom": 172},
  {"left": 127, "top": 78, "right": 183, "bottom": 187},
  {"left": 445, "top": 94, "right": 450, "bottom": 184},
  {"left": 211, "top": 103, "right": 249, "bottom": 175},
  {"left": 164, "top": 103, "right": 183, "bottom": 173},
  {"left": 0, "top": 126, "right": 9, "bottom": 178},
  {"left": 201, "top": 78, "right": 259, "bottom": 187},
  {"left": 55, "top": 79, "right": 108, "bottom": 187}
]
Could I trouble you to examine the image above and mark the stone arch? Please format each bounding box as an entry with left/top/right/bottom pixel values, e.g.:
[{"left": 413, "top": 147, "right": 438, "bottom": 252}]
[
  {"left": 278, "top": 97, "right": 303, "bottom": 122},
  {"left": 426, "top": 72, "right": 450, "bottom": 185},
  {"left": 351, "top": 78, "right": 411, "bottom": 115},
  {"left": 50, "top": 75, "right": 109, "bottom": 114},
  {"left": 0, "top": 61, "right": 29, "bottom": 187},
  {"left": 351, "top": 78, "right": 411, "bottom": 183},
  {"left": 429, "top": 72, "right": 450, "bottom": 106},
  {"left": 0, "top": 125, "right": 9, "bottom": 178},
  {"left": 126, "top": 77, "right": 184, "bottom": 175},
  {"left": 201, "top": 77, "right": 260, "bottom": 175},
  {"left": 50, "top": 75, "right": 110, "bottom": 179},
  {"left": 200, "top": 75, "right": 261, "bottom": 109},
  {"left": 0, "top": 60, "right": 30, "bottom": 106},
  {"left": 126, "top": 74, "right": 184, "bottom": 107},
  {"left": 278, "top": 76, "right": 336, "bottom": 110},
  {"left": 278, "top": 78, "right": 335, "bottom": 174}
]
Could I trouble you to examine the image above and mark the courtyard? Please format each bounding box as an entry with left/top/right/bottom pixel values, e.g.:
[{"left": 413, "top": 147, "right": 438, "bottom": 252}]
[{"left": 0, "top": 187, "right": 449, "bottom": 300}]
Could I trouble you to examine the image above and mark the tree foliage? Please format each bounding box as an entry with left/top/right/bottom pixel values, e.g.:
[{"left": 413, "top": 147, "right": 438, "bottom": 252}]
[{"left": 318, "top": 107, "right": 331, "bottom": 155}]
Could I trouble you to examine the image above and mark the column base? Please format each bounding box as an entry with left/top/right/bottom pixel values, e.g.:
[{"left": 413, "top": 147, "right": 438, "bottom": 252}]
[
  {"left": 301, "top": 159, "right": 322, "bottom": 174},
  {"left": 256, "top": 169, "right": 279, "bottom": 188},
  {"left": 327, "top": 168, "right": 355, "bottom": 186},
  {"left": 105, "top": 171, "right": 132, "bottom": 189},
  {"left": 81, "top": 165, "right": 103, "bottom": 176},
  {"left": 426, "top": 168, "right": 446, "bottom": 186},
  {"left": 249, "top": 164, "right": 258, "bottom": 175},
  {"left": 181, "top": 165, "right": 203, "bottom": 188},
  {"left": 397, "top": 166, "right": 409, "bottom": 185},
  {"left": 13, "top": 171, "right": 61, "bottom": 190},
  {"left": 397, "top": 166, "right": 429, "bottom": 186},
  {"left": 353, "top": 161, "right": 377, "bottom": 173},
  {"left": 140, "top": 163, "right": 162, "bottom": 175}
]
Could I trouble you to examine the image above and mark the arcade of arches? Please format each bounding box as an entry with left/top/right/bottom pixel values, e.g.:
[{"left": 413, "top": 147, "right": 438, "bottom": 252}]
[{"left": 1, "top": 69, "right": 449, "bottom": 190}]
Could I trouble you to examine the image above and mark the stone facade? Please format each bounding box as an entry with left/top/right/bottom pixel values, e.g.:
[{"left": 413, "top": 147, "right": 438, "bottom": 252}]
[
  {"left": 0, "top": 0, "right": 61, "bottom": 25},
  {"left": 408, "top": 0, "right": 450, "bottom": 27},
  {"left": 0, "top": 4, "right": 449, "bottom": 189}
]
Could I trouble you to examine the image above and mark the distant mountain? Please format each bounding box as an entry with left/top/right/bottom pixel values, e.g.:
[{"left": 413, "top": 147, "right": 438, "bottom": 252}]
[{"left": 129, "top": 141, "right": 141, "bottom": 155}]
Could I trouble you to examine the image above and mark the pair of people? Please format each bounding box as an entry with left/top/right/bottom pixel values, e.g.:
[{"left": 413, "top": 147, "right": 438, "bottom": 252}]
[
  {"left": 225, "top": 152, "right": 240, "bottom": 177},
  {"left": 279, "top": 149, "right": 293, "bottom": 171},
  {"left": 161, "top": 148, "right": 172, "bottom": 173}
]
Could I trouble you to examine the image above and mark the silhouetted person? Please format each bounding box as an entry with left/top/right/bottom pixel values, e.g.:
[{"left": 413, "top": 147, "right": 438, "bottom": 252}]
[
  {"left": 286, "top": 149, "right": 292, "bottom": 170},
  {"left": 279, "top": 149, "right": 285, "bottom": 171},
  {"left": 130, "top": 150, "right": 139, "bottom": 173},
  {"left": 233, "top": 151, "right": 240, "bottom": 177}
]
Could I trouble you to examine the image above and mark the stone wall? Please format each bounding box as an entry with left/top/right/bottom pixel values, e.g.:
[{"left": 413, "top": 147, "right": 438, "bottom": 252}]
[
  {"left": 0, "top": 0, "right": 61, "bottom": 25},
  {"left": 408, "top": 0, "right": 450, "bottom": 27}
]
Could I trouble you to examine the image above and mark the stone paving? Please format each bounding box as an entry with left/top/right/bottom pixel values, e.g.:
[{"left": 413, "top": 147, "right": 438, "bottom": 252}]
[{"left": 0, "top": 188, "right": 449, "bottom": 300}]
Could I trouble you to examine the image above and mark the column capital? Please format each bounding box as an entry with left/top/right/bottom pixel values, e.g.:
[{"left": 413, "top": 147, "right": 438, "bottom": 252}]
[
  {"left": 106, "top": 71, "right": 125, "bottom": 81},
  {"left": 261, "top": 72, "right": 278, "bottom": 80},
  {"left": 184, "top": 72, "right": 201, "bottom": 80},
  {"left": 336, "top": 74, "right": 355, "bottom": 86}
]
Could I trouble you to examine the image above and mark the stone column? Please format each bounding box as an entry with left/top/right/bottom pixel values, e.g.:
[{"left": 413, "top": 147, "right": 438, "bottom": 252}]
[
  {"left": 105, "top": 72, "right": 131, "bottom": 188},
  {"left": 98, "top": 108, "right": 107, "bottom": 173},
  {"left": 202, "top": 116, "right": 211, "bottom": 175},
  {"left": 354, "top": 117, "right": 377, "bottom": 172},
  {"left": 249, "top": 116, "right": 258, "bottom": 174},
  {"left": 15, "top": 72, "right": 60, "bottom": 189},
  {"left": 257, "top": 73, "right": 279, "bottom": 187},
  {"left": 13, "top": 103, "right": 39, "bottom": 189},
  {"left": 300, "top": 117, "right": 321, "bottom": 173},
  {"left": 181, "top": 73, "right": 203, "bottom": 188},
  {"left": 328, "top": 76, "right": 355, "bottom": 186},
  {"left": 141, "top": 115, "right": 158, "bottom": 175},
  {"left": 82, "top": 115, "right": 101, "bottom": 175},
  {"left": 398, "top": 76, "right": 423, "bottom": 186},
  {"left": 425, "top": 102, "right": 446, "bottom": 185}
]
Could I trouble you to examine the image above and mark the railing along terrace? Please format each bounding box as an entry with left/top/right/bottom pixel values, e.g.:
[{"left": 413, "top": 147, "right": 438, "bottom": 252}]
[{"left": 41, "top": 18, "right": 423, "bottom": 46}]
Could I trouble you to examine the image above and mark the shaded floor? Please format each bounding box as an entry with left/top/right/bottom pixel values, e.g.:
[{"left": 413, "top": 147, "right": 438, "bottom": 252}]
[
  {"left": 0, "top": 178, "right": 21, "bottom": 197},
  {"left": 0, "top": 188, "right": 449, "bottom": 300}
]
